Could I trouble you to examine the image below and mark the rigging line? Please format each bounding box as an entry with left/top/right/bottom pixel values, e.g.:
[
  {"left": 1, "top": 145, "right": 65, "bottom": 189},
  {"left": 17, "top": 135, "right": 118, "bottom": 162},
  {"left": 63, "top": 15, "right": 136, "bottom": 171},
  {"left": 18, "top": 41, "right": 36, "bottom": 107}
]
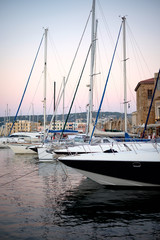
[
  {"left": 126, "top": 25, "right": 144, "bottom": 81},
  {"left": 48, "top": 32, "right": 66, "bottom": 75},
  {"left": 60, "top": 44, "right": 92, "bottom": 139},
  {"left": 0, "top": 171, "right": 15, "bottom": 178},
  {"left": 48, "top": 10, "right": 92, "bottom": 131},
  {"left": 97, "top": 25, "right": 122, "bottom": 108},
  {"left": 97, "top": 0, "right": 114, "bottom": 48},
  {"left": 8, "top": 33, "right": 45, "bottom": 136},
  {"left": 27, "top": 71, "right": 44, "bottom": 115},
  {"left": 58, "top": 9, "right": 92, "bottom": 109},
  {"left": 46, "top": 72, "right": 56, "bottom": 114},
  {"left": 0, "top": 168, "right": 39, "bottom": 187},
  {"left": 89, "top": 23, "right": 122, "bottom": 144},
  {"left": 126, "top": 22, "right": 152, "bottom": 77},
  {"left": 127, "top": 79, "right": 136, "bottom": 106},
  {"left": 96, "top": 37, "right": 116, "bottom": 111},
  {"left": 97, "top": 0, "right": 122, "bottom": 66},
  {"left": 127, "top": 32, "right": 143, "bottom": 80},
  {"left": 55, "top": 80, "right": 63, "bottom": 109},
  {"left": 0, "top": 163, "right": 49, "bottom": 187},
  {"left": 58, "top": 161, "right": 72, "bottom": 188},
  {"left": 95, "top": 40, "right": 105, "bottom": 108}
]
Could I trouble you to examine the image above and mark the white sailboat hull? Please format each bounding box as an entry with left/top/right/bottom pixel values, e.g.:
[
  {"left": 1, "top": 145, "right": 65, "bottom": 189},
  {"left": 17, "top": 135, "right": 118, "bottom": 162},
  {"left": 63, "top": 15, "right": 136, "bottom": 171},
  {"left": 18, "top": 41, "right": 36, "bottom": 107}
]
[{"left": 38, "top": 147, "right": 53, "bottom": 161}]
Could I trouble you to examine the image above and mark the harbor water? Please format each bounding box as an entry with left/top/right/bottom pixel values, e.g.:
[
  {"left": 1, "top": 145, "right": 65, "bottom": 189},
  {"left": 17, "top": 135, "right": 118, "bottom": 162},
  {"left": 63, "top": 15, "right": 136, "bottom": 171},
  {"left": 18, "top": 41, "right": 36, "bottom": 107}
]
[{"left": 0, "top": 148, "right": 160, "bottom": 240}]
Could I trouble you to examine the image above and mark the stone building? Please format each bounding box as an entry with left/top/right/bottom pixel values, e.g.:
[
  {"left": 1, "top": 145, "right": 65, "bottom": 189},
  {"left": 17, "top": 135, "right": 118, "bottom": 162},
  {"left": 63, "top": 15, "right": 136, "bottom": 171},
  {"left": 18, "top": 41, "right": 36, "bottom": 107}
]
[
  {"left": 154, "top": 72, "right": 160, "bottom": 121},
  {"left": 103, "top": 72, "right": 160, "bottom": 136},
  {"left": 135, "top": 77, "right": 155, "bottom": 126},
  {"left": 134, "top": 72, "right": 160, "bottom": 137},
  {"left": 103, "top": 117, "right": 132, "bottom": 132}
]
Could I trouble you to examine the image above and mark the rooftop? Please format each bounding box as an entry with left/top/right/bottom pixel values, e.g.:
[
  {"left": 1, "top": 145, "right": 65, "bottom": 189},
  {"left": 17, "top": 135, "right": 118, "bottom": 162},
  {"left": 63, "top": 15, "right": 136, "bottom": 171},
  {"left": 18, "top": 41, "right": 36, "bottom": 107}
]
[{"left": 135, "top": 78, "right": 154, "bottom": 91}]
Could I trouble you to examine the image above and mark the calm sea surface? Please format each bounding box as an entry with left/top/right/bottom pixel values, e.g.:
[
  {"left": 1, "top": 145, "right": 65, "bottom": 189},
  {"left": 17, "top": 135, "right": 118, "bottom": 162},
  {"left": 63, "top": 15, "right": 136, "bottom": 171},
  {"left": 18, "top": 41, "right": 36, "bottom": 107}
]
[{"left": 0, "top": 148, "right": 160, "bottom": 240}]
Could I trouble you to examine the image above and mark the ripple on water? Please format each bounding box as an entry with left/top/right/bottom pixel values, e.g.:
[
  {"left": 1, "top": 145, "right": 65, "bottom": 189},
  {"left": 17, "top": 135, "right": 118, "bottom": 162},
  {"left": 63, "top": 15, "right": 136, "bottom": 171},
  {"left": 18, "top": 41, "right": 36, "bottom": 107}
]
[{"left": 0, "top": 149, "right": 160, "bottom": 239}]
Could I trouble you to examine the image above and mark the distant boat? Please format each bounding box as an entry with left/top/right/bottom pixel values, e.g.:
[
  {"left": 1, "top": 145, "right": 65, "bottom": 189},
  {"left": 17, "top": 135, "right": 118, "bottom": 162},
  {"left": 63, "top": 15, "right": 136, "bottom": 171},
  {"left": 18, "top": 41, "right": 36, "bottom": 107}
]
[{"left": 6, "top": 132, "right": 42, "bottom": 154}]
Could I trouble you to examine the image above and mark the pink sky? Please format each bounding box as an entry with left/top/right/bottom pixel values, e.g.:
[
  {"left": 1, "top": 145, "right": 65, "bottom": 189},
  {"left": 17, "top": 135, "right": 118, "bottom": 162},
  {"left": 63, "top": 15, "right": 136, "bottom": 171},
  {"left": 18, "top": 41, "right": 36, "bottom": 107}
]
[{"left": 0, "top": 0, "right": 160, "bottom": 118}]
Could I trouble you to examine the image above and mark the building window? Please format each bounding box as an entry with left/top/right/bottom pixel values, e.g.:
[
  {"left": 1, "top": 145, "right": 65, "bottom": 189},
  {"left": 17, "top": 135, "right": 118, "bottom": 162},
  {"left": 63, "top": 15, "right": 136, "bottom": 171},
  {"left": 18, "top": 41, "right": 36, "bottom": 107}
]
[{"left": 148, "top": 89, "right": 152, "bottom": 99}]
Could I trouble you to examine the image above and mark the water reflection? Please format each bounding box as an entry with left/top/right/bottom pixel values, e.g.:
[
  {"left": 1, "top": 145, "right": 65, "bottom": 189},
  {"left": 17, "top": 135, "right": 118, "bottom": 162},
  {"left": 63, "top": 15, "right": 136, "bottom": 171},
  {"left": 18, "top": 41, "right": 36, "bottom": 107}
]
[
  {"left": 38, "top": 162, "right": 160, "bottom": 237},
  {"left": 62, "top": 178, "right": 160, "bottom": 223},
  {"left": 0, "top": 149, "right": 160, "bottom": 240}
]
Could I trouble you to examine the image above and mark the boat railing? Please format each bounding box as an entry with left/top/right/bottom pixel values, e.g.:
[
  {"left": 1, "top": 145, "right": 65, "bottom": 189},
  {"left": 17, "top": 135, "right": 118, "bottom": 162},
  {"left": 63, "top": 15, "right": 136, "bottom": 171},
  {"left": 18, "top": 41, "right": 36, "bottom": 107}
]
[{"left": 152, "top": 142, "right": 159, "bottom": 153}]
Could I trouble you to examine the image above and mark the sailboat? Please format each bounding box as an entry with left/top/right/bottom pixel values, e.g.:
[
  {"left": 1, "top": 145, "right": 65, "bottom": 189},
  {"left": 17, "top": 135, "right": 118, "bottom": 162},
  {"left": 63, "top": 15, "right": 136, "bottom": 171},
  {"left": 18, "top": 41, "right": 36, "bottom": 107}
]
[
  {"left": 58, "top": 10, "right": 160, "bottom": 187},
  {"left": 53, "top": 2, "right": 127, "bottom": 156},
  {"left": 7, "top": 29, "right": 48, "bottom": 155}
]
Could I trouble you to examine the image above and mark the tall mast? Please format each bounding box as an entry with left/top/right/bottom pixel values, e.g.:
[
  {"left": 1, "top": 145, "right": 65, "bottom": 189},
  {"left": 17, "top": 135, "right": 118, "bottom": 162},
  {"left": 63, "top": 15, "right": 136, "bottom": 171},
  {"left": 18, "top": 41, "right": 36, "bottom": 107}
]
[
  {"left": 43, "top": 28, "right": 48, "bottom": 139},
  {"left": 62, "top": 76, "right": 65, "bottom": 128},
  {"left": 122, "top": 16, "right": 127, "bottom": 133},
  {"left": 53, "top": 81, "right": 56, "bottom": 131},
  {"left": 89, "top": 0, "right": 96, "bottom": 127}
]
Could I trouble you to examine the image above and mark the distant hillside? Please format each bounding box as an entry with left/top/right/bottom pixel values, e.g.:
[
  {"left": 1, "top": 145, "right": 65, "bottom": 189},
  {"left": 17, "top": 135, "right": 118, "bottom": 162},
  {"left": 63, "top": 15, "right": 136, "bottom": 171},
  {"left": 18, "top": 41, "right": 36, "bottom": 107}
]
[{"left": 0, "top": 111, "right": 132, "bottom": 127}]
